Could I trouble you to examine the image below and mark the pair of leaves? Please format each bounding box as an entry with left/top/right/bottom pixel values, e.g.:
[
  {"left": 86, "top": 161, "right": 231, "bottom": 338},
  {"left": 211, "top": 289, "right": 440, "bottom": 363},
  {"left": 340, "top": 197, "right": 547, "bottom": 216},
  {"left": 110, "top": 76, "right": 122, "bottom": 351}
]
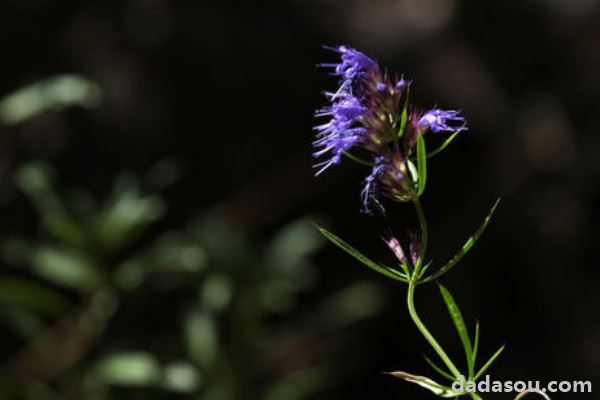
[
  {"left": 318, "top": 199, "right": 500, "bottom": 286},
  {"left": 317, "top": 227, "right": 408, "bottom": 283},
  {"left": 436, "top": 284, "right": 505, "bottom": 381}
]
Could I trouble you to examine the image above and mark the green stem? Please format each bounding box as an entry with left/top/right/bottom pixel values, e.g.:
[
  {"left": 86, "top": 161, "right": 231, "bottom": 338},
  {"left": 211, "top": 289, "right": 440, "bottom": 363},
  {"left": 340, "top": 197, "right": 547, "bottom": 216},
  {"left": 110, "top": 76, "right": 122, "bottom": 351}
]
[
  {"left": 409, "top": 191, "right": 480, "bottom": 396},
  {"left": 407, "top": 282, "right": 461, "bottom": 378},
  {"left": 412, "top": 197, "right": 428, "bottom": 275}
]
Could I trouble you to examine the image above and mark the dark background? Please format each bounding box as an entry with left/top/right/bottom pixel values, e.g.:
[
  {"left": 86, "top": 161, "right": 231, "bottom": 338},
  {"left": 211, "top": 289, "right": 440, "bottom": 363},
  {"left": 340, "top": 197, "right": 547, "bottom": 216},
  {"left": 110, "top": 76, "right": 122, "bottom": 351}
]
[{"left": 0, "top": 0, "right": 598, "bottom": 399}]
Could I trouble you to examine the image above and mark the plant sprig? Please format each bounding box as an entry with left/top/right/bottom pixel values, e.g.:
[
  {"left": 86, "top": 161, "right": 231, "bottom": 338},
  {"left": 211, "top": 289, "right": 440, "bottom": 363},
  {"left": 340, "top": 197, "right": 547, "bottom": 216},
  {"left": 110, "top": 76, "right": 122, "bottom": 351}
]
[{"left": 313, "top": 45, "right": 503, "bottom": 399}]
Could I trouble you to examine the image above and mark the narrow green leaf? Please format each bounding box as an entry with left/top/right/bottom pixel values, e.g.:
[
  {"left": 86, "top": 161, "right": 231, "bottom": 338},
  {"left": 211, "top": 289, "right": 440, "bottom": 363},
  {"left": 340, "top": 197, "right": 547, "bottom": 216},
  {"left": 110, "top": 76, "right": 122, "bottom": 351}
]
[
  {"left": 417, "top": 261, "right": 432, "bottom": 280},
  {"left": 386, "top": 371, "right": 462, "bottom": 398},
  {"left": 342, "top": 152, "right": 375, "bottom": 167},
  {"left": 438, "top": 284, "right": 473, "bottom": 377},
  {"left": 399, "top": 262, "right": 411, "bottom": 277},
  {"left": 472, "top": 322, "right": 480, "bottom": 371},
  {"left": 416, "top": 135, "right": 427, "bottom": 196},
  {"left": 423, "top": 355, "right": 455, "bottom": 381},
  {"left": 474, "top": 345, "right": 505, "bottom": 380},
  {"left": 418, "top": 199, "right": 500, "bottom": 284},
  {"left": 318, "top": 227, "right": 407, "bottom": 283},
  {"left": 427, "top": 128, "right": 465, "bottom": 158}
]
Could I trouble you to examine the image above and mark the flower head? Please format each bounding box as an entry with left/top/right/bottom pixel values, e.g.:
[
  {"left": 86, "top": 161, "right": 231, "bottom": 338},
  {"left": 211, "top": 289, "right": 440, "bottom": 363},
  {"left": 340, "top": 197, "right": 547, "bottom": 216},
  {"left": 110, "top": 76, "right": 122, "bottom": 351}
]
[
  {"left": 418, "top": 109, "right": 467, "bottom": 133},
  {"left": 313, "top": 45, "right": 469, "bottom": 208}
]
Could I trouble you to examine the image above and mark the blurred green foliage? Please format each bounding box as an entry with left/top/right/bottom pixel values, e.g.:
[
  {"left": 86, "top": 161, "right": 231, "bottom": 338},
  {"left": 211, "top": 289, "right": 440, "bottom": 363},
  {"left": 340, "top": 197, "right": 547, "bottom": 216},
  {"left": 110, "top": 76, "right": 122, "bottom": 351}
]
[
  {"left": 0, "top": 160, "right": 385, "bottom": 400},
  {"left": 0, "top": 75, "right": 102, "bottom": 127}
]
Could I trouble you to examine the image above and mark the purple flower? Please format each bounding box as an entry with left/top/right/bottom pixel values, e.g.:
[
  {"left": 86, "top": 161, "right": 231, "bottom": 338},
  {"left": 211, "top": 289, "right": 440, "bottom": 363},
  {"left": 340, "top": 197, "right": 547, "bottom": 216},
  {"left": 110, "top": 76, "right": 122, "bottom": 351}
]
[
  {"left": 360, "top": 158, "right": 388, "bottom": 213},
  {"left": 376, "top": 83, "right": 387, "bottom": 92},
  {"left": 384, "top": 236, "right": 406, "bottom": 263},
  {"left": 395, "top": 77, "right": 408, "bottom": 92},
  {"left": 314, "top": 46, "right": 413, "bottom": 178},
  {"left": 313, "top": 46, "right": 380, "bottom": 175},
  {"left": 316, "top": 96, "right": 367, "bottom": 121},
  {"left": 384, "top": 233, "right": 420, "bottom": 266},
  {"left": 408, "top": 233, "right": 420, "bottom": 265},
  {"left": 313, "top": 96, "right": 369, "bottom": 175},
  {"left": 321, "top": 46, "right": 377, "bottom": 83},
  {"left": 418, "top": 109, "right": 467, "bottom": 133}
]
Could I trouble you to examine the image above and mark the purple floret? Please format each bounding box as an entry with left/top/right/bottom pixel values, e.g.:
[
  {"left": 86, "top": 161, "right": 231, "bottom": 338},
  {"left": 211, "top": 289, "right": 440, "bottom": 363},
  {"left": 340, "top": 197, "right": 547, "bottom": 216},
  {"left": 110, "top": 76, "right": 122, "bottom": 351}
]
[
  {"left": 418, "top": 109, "right": 467, "bottom": 133},
  {"left": 320, "top": 45, "right": 377, "bottom": 82},
  {"left": 313, "top": 95, "right": 369, "bottom": 175},
  {"left": 360, "top": 158, "right": 388, "bottom": 213},
  {"left": 384, "top": 236, "right": 406, "bottom": 264}
]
